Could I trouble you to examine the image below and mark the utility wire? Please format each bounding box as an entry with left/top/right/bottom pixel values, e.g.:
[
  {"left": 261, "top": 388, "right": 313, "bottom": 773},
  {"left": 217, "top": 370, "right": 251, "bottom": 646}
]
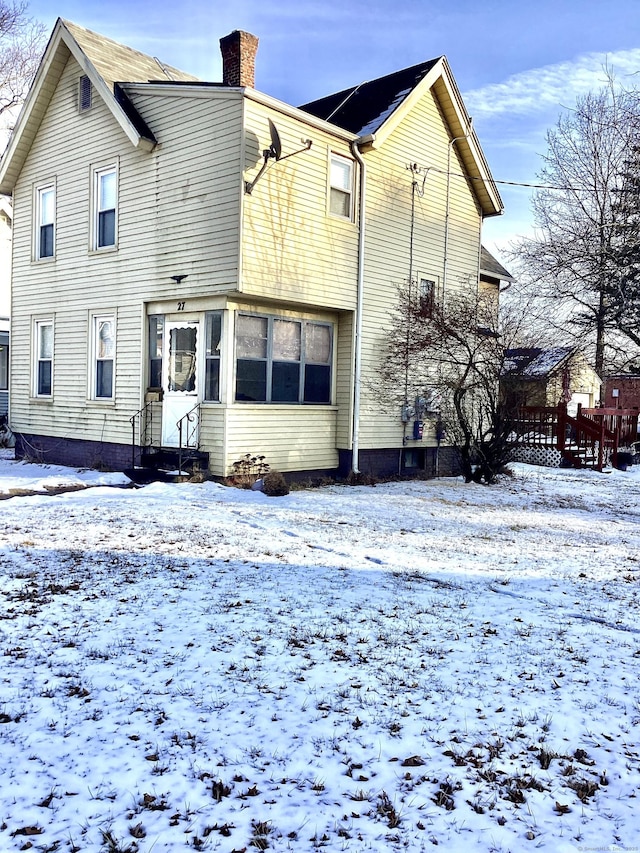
[{"left": 412, "top": 163, "right": 588, "bottom": 192}]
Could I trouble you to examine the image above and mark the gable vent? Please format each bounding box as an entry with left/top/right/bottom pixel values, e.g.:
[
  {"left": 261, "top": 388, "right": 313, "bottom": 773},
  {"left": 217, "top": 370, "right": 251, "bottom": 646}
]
[{"left": 78, "top": 75, "right": 92, "bottom": 112}]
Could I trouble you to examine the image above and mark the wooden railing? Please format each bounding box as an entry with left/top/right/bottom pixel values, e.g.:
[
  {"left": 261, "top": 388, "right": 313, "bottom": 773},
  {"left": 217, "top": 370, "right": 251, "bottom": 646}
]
[{"left": 513, "top": 403, "right": 638, "bottom": 471}]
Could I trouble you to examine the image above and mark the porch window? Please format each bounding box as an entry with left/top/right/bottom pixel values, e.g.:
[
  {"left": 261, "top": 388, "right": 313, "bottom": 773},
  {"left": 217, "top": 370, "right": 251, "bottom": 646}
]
[
  {"left": 204, "top": 311, "right": 222, "bottom": 401},
  {"left": 92, "top": 314, "right": 115, "bottom": 399},
  {"left": 34, "top": 319, "right": 53, "bottom": 397},
  {"left": 235, "top": 313, "right": 332, "bottom": 404},
  {"left": 329, "top": 154, "right": 353, "bottom": 219},
  {"left": 36, "top": 185, "right": 55, "bottom": 260},
  {"left": 148, "top": 315, "right": 163, "bottom": 389},
  {"left": 93, "top": 166, "right": 117, "bottom": 249}
]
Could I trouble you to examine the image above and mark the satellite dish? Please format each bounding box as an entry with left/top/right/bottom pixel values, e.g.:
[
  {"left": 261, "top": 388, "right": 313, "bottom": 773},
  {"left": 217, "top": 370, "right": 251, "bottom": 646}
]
[
  {"left": 268, "top": 119, "right": 282, "bottom": 161},
  {"left": 245, "top": 119, "right": 313, "bottom": 194}
]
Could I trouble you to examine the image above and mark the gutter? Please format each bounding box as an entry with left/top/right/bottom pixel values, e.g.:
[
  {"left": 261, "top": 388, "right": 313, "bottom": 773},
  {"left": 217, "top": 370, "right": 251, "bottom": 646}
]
[{"left": 349, "top": 137, "right": 369, "bottom": 474}]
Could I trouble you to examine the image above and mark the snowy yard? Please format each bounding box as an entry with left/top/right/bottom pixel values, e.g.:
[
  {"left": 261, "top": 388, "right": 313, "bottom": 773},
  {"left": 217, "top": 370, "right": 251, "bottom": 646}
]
[{"left": 0, "top": 450, "right": 639, "bottom": 852}]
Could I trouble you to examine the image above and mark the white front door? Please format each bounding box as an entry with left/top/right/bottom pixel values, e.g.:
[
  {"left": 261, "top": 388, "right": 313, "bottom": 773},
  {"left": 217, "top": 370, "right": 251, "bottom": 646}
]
[{"left": 161, "top": 320, "right": 199, "bottom": 447}]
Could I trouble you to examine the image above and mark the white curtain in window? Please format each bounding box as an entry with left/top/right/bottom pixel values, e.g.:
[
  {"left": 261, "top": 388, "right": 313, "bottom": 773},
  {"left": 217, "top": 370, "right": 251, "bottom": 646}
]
[
  {"left": 98, "top": 319, "right": 115, "bottom": 359},
  {"left": 236, "top": 315, "right": 268, "bottom": 359},
  {"left": 273, "top": 319, "right": 301, "bottom": 361},
  {"left": 305, "top": 323, "right": 331, "bottom": 363}
]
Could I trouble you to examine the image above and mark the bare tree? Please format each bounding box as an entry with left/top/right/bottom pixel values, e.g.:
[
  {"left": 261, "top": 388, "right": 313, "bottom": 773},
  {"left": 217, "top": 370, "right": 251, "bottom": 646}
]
[
  {"left": 379, "top": 282, "right": 534, "bottom": 484},
  {"left": 0, "top": 0, "right": 45, "bottom": 121},
  {"left": 509, "top": 78, "right": 640, "bottom": 376}
]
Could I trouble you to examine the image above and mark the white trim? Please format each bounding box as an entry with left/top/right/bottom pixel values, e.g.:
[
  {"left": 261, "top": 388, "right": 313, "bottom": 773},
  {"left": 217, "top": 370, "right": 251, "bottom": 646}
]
[
  {"left": 34, "top": 182, "right": 56, "bottom": 261},
  {"left": 89, "top": 312, "right": 116, "bottom": 401},
  {"left": 33, "top": 317, "right": 54, "bottom": 398},
  {"left": 328, "top": 152, "right": 354, "bottom": 221},
  {"left": 91, "top": 163, "right": 118, "bottom": 251}
]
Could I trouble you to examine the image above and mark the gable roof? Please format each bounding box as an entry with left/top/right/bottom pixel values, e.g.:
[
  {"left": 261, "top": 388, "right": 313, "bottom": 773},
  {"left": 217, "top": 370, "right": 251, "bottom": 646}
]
[
  {"left": 0, "top": 18, "right": 201, "bottom": 194},
  {"left": 503, "top": 347, "right": 576, "bottom": 379},
  {"left": 0, "top": 21, "right": 503, "bottom": 219},
  {"left": 301, "top": 55, "right": 503, "bottom": 217}
]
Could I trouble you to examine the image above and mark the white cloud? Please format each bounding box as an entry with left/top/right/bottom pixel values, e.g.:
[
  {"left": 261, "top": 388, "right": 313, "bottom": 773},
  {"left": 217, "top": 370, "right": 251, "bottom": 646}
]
[{"left": 464, "top": 49, "right": 640, "bottom": 118}]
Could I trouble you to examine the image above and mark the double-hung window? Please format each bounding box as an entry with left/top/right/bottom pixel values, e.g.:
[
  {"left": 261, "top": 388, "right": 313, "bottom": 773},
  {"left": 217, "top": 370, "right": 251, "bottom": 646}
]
[
  {"left": 34, "top": 319, "right": 53, "bottom": 397},
  {"left": 36, "top": 186, "right": 55, "bottom": 260},
  {"left": 329, "top": 154, "right": 353, "bottom": 219},
  {"left": 235, "top": 313, "right": 332, "bottom": 404},
  {"left": 94, "top": 166, "right": 117, "bottom": 249},
  {"left": 92, "top": 314, "right": 115, "bottom": 399}
]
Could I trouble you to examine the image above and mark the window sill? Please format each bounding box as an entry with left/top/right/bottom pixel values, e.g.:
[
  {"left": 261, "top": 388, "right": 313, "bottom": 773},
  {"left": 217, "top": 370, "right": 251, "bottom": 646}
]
[
  {"left": 89, "top": 245, "right": 118, "bottom": 256},
  {"left": 327, "top": 213, "right": 355, "bottom": 225},
  {"left": 233, "top": 401, "right": 337, "bottom": 408}
]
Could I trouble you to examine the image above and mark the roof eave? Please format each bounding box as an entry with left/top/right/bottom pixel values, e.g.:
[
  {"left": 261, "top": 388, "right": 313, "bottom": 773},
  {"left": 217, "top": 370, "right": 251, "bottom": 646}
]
[
  {"left": 350, "top": 56, "right": 503, "bottom": 218},
  {"left": 0, "top": 18, "right": 154, "bottom": 195}
]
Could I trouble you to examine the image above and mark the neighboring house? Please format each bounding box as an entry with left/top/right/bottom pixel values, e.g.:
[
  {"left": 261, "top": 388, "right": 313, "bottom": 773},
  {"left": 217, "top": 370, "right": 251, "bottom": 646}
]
[
  {"left": 604, "top": 374, "right": 640, "bottom": 411},
  {"left": 0, "top": 197, "right": 10, "bottom": 417},
  {"left": 502, "top": 347, "right": 602, "bottom": 412},
  {"left": 0, "top": 19, "right": 503, "bottom": 478}
]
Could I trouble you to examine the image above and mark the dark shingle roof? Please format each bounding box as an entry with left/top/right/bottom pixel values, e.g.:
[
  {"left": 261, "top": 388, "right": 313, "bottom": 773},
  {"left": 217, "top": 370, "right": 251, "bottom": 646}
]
[
  {"left": 503, "top": 347, "right": 575, "bottom": 379},
  {"left": 480, "top": 246, "right": 514, "bottom": 282},
  {"left": 299, "top": 58, "right": 440, "bottom": 136}
]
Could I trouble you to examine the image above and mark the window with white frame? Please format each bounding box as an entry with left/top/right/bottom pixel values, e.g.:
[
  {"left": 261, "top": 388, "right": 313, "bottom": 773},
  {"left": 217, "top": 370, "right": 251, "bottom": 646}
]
[
  {"left": 34, "top": 319, "right": 53, "bottom": 397},
  {"left": 91, "top": 314, "right": 115, "bottom": 399},
  {"left": 204, "top": 311, "right": 222, "bottom": 401},
  {"left": 329, "top": 154, "right": 353, "bottom": 218},
  {"left": 235, "top": 313, "right": 332, "bottom": 404},
  {"left": 36, "top": 185, "right": 55, "bottom": 260},
  {"left": 93, "top": 167, "right": 117, "bottom": 249}
]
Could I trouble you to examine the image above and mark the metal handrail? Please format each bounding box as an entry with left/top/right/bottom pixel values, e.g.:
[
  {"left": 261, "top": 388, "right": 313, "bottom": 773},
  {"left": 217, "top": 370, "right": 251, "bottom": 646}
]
[
  {"left": 177, "top": 402, "right": 200, "bottom": 474},
  {"left": 129, "top": 401, "right": 154, "bottom": 469}
]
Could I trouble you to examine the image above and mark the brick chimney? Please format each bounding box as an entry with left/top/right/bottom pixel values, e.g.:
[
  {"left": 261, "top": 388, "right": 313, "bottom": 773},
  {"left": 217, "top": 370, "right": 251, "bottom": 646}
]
[{"left": 219, "top": 30, "right": 259, "bottom": 88}]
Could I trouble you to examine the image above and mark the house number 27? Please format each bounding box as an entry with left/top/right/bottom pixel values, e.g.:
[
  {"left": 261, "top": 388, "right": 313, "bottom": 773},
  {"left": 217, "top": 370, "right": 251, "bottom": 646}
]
[{"left": 177, "top": 301, "right": 186, "bottom": 311}]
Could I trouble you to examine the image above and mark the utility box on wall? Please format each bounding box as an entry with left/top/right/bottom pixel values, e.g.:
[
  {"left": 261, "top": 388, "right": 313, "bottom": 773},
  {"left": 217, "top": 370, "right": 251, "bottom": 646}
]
[{"left": 413, "top": 420, "right": 424, "bottom": 440}]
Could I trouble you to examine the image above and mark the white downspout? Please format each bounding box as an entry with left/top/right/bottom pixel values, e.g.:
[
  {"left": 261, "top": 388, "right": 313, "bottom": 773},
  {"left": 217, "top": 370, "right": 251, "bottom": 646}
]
[{"left": 350, "top": 139, "right": 367, "bottom": 474}]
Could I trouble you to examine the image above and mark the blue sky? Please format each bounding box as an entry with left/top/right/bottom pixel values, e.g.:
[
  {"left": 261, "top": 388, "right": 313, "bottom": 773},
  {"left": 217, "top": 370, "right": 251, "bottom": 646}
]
[{"left": 27, "top": 0, "right": 640, "bottom": 260}]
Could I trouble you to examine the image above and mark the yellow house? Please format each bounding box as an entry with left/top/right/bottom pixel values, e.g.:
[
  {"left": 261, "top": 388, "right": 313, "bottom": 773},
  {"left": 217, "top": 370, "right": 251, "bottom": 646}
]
[
  {"left": 0, "top": 19, "right": 503, "bottom": 479},
  {"left": 502, "top": 347, "right": 602, "bottom": 410}
]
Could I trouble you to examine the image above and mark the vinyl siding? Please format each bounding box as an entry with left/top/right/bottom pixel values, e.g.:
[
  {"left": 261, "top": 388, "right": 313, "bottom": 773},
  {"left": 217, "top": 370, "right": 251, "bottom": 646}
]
[
  {"left": 9, "top": 56, "right": 245, "bottom": 447},
  {"left": 241, "top": 101, "right": 359, "bottom": 311},
  {"left": 355, "top": 86, "right": 482, "bottom": 451},
  {"left": 224, "top": 405, "right": 338, "bottom": 474}
]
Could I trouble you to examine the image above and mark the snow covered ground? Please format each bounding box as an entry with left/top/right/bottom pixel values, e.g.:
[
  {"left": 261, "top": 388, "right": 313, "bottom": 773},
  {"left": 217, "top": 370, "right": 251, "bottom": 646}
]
[{"left": 0, "top": 449, "right": 638, "bottom": 852}]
